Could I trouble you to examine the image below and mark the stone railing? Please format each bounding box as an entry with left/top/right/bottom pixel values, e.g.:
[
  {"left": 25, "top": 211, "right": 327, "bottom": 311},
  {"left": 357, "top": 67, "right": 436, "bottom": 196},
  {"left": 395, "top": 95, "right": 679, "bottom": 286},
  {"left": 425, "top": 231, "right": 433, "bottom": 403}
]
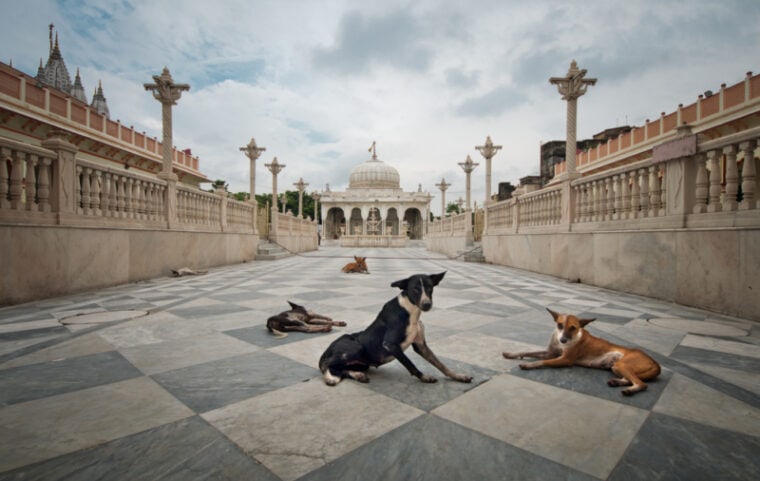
[
  {"left": 271, "top": 211, "right": 318, "bottom": 253},
  {"left": 340, "top": 234, "right": 407, "bottom": 247},
  {"left": 428, "top": 212, "right": 467, "bottom": 234},
  {"left": 425, "top": 211, "right": 474, "bottom": 256},
  {"left": 0, "top": 133, "right": 256, "bottom": 233},
  {"left": 483, "top": 128, "right": 760, "bottom": 320},
  {"left": 554, "top": 71, "right": 760, "bottom": 177}
]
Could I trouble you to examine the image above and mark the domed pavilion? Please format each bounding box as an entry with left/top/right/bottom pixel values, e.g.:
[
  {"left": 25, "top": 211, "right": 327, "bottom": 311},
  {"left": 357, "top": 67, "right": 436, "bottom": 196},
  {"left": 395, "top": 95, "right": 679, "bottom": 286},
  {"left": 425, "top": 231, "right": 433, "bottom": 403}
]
[{"left": 320, "top": 143, "right": 432, "bottom": 247}]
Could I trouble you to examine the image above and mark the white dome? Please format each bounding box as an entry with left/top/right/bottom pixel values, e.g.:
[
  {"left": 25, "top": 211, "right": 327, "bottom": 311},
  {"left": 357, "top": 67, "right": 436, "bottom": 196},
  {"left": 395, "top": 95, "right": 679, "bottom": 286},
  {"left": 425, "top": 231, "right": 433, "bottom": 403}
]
[{"left": 348, "top": 158, "right": 400, "bottom": 190}]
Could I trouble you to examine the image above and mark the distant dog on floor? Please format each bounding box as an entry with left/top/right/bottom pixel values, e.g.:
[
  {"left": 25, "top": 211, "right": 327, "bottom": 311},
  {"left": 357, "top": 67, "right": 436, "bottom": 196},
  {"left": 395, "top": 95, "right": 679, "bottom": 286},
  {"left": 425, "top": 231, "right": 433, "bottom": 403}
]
[
  {"left": 502, "top": 309, "right": 661, "bottom": 396},
  {"left": 267, "top": 301, "right": 346, "bottom": 338},
  {"left": 319, "top": 272, "right": 473, "bottom": 386},
  {"left": 171, "top": 267, "right": 208, "bottom": 277},
  {"left": 341, "top": 256, "right": 369, "bottom": 274}
]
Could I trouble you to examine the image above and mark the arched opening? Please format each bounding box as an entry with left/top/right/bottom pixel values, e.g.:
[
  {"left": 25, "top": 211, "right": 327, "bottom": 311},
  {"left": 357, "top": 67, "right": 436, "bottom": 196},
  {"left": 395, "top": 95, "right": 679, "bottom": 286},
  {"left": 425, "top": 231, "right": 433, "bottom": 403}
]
[
  {"left": 349, "top": 208, "right": 363, "bottom": 235},
  {"left": 386, "top": 208, "right": 399, "bottom": 235},
  {"left": 403, "top": 208, "right": 423, "bottom": 239},
  {"left": 325, "top": 207, "right": 345, "bottom": 239}
]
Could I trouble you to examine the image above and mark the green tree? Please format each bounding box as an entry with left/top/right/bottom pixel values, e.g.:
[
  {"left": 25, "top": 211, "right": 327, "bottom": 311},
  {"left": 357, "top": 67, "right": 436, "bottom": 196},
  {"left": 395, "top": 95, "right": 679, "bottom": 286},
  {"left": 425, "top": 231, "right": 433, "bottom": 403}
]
[{"left": 446, "top": 202, "right": 461, "bottom": 215}]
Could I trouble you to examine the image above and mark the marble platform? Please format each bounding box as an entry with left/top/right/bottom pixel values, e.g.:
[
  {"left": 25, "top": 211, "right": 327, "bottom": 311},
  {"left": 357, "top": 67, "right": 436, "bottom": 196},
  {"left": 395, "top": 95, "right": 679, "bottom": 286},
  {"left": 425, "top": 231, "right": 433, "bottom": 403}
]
[{"left": 0, "top": 247, "right": 758, "bottom": 480}]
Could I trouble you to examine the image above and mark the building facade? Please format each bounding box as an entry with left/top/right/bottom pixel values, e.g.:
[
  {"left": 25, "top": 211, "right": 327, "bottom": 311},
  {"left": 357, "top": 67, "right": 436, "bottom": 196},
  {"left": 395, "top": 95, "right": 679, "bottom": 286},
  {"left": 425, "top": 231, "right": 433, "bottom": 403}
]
[{"left": 319, "top": 146, "right": 431, "bottom": 246}]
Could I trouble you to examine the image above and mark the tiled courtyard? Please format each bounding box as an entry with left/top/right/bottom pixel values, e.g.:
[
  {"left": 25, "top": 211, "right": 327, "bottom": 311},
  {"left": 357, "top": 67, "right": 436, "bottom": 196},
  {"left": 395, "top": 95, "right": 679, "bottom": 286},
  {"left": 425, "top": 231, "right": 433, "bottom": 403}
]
[{"left": 0, "top": 246, "right": 758, "bottom": 481}]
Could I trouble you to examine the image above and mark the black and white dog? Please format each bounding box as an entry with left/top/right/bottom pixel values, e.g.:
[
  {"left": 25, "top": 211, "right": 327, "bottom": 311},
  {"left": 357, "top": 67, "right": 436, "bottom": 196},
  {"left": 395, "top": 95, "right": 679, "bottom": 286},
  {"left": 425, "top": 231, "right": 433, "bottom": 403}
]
[{"left": 319, "top": 272, "right": 473, "bottom": 386}]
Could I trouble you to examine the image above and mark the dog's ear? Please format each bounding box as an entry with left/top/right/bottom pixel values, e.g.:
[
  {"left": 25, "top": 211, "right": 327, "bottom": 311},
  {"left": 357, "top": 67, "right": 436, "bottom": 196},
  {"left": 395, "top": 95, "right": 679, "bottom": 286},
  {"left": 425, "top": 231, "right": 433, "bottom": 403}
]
[
  {"left": 354, "top": 256, "right": 359, "bottom": 261},
  {"left": 579, "top": 317, "right": 596, "bottom": 327},
  {"left": 390, "top": 277, "right": 409, "bottom": 290},
  {"left": 546, "top": 308, "right": 561, "bottom": 322},
  {"left": 430, "top": 271, "right": 446, "bottom": 286},
  {"left": 287, "top": 301, "right": 300, "bottom": 310}
]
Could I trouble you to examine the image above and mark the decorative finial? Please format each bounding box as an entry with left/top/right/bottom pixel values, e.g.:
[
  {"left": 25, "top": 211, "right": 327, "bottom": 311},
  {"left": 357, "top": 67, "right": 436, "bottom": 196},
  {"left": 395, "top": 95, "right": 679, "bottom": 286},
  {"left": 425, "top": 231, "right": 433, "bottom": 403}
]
[{"left": 368, "top": 140, "right": 377, "bottom": 160}]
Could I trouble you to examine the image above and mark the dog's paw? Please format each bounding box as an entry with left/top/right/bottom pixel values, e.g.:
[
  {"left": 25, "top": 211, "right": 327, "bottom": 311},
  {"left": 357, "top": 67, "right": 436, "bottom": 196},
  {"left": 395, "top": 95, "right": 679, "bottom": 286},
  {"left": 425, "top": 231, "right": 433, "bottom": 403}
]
[
  {"left": 336, "top": 321, "right": 347, "bottom": 327},
  {"left": 518, "top": 363, "right": 531, "bottom": 370},
  {"left": 502, "top": 352, "right": 516, "bottom": 359},
  {"left": 456, "top": 375, "right": 473, "bottom": 383},
  {"left": 419, "top": 374, "right": 437, "bottom": 383}
]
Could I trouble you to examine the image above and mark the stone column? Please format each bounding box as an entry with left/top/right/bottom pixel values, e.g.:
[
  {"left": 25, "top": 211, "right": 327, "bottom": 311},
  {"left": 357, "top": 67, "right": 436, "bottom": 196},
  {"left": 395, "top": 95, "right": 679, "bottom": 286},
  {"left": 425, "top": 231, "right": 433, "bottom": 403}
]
[
  {"left": 144, "top": 67, "right": 190, "bottom": 228},
  {"left": 265, "top": 157, "right": 285, "bottom": 239},
  {"left": 311, "top": 191, "right": 321, "bottom": 223},
  {"left": 294, "top": 177, "right": 308, "bottom": 218},
  {"left": 475, "top": 135, "right": 502, "bottom": 204},
  {"left": 435, "top": 177, "right": 451, "bottom": 218},
  {"left": 41, "top": 129, "right": 78, "bottom": 223},
  {"left": 549, "top": 60, "right": 597, "bottom": 178},
  {"left": 458, "top": 154, "right": 479, "bottom": 211},
  {"left": 240, "top": 137, "right": 266, "bottom": 234}
]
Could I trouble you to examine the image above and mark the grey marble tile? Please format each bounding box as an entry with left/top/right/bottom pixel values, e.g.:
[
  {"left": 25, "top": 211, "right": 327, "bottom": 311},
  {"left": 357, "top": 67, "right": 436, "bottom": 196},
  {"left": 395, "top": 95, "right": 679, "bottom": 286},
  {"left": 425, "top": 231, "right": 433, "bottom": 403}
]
[
  {"left": 356, "top": 357, "right": 497, "bottom": 412},
  {"left": 299, "top": 414, "right": 597, "bottom": 481},
  {"left": 166, "top": 302, "right": 251, "bottom": 320},
  {"left": 433, "top": 374, "right": 649, "bottom": 480},
  {"left": 224, "top": 324, "right": 338, "bottom": 348},
  {"left": 508, "top": 361, "right": 672, "bottom": 410},
  {"left": 0, "top": 351, "right": 141, "bottom": 406},
  {"left": 0, "top": 416, "right": 277, "bottom": 481},
  {"left": 202, "top": 379, "right": 423, "bottom": 481},
  {"left": 671, "top": 345, "right": 760, "bottom": 373},
  {"left": 609, "top": 412, "right": 760, "bottom": 481},
  {"left": 153, "top": 350, "right": 317, "bottom": 413},
  {"left": 0, "top": 377, "right": 193, "bottom": 472}
]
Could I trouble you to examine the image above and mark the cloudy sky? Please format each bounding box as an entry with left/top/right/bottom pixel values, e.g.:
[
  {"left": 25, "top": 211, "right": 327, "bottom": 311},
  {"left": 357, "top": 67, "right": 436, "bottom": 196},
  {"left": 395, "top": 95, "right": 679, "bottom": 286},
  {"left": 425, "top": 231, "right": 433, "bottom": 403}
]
[{"left": 2, "top": 0, "right": 759, "bottom": 214}]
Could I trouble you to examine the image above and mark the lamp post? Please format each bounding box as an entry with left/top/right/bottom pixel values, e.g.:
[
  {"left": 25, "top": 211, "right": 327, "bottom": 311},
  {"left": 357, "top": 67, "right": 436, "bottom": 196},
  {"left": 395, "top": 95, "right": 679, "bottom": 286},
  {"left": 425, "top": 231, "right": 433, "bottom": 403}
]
[
  {"left": 265, "top": 157, "right": 285, "bottom": 238},
  {"left": 240, "top": 138, "right": 265, "bottom": 204},
  {"left": 294, "top": 177, "right": 309, "bottom": 218},
  {"left": 312, "top": 190, "right": 321, "bottom": 223},
  {"left": 458, "top": 154, "right": 479, "bottom": 211},
  {"left": 240, "top": 137, "right": 266, "bottom": 234},
  {"left": 435, "top": 177, "right": 451, "bottom": 218},
  {"left": 143, "top": 67, "right": 189, "bottom": 228},
  {"left": 143, "top": 67, "right": 189, "bottom": 179},
  {"left": 549, "top": 60, "right": 597, "bottom": 178},
  {"left": 475, "top": 136, "right": 502, "bottom": 204}
]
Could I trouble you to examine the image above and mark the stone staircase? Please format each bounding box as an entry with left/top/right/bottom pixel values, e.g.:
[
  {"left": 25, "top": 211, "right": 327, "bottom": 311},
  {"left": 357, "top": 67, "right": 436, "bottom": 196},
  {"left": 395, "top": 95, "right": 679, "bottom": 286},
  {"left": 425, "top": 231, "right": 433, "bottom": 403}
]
[{"left": 256, "top": 241, "right": 291, "bottom": 261}]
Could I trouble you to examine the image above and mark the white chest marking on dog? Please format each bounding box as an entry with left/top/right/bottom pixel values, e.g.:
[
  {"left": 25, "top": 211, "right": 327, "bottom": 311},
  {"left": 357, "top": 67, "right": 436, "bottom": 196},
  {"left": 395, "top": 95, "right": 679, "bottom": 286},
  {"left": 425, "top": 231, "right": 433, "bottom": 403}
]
[{"left": 398, "top": 294, "right": 421, "bottom": 351}]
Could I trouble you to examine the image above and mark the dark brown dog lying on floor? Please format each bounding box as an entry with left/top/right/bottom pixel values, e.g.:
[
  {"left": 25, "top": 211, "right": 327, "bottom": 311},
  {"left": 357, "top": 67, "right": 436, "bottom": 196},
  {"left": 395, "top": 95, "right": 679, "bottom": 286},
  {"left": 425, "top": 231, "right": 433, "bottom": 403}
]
[
  {"left": 341, "top": 256, "right": 369, "bottom": 274},
  {"left": 266, "top": 301, "right": 346, "bottom": 338}
]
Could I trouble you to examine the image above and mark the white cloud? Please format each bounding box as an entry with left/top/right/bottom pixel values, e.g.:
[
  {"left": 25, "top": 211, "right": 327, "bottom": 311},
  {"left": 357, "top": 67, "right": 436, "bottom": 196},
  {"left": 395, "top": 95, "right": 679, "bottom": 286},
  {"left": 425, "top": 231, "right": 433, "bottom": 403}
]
[{"left": 2, "top": 0, "right": 759, "bottom": 214}]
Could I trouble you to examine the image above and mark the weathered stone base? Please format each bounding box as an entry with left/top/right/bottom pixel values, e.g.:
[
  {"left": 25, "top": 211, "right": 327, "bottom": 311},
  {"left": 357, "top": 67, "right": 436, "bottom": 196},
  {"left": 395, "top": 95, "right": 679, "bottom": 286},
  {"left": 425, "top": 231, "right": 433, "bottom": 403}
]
[{"left": 0, "top": 225, "right": 258, "bottom": 306}]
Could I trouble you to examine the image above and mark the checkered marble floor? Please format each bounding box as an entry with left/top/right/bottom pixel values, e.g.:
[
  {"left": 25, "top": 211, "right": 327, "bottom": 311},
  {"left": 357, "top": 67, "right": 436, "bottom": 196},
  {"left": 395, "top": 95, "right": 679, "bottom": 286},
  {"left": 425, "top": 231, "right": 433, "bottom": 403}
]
[{"left": 1, "top": 247, "right": 758, "bottom": 481}]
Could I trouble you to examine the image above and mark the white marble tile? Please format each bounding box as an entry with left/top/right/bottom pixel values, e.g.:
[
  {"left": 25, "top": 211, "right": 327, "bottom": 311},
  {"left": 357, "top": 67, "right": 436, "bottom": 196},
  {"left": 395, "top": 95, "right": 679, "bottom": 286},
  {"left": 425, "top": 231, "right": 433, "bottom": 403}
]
[
  {"left": 0, "top": 333, "right": 115, "bottom": 370},
  {"left": 268, "top": 332, "right": 343, "bottom": 368},
  {"left": 119, "top": 332, "right": 259, "bottom": 375},
  {"left": 433, "top": 374, "right": 649, "bottom": 480},
  {"left": 97, "top": 311, "right": 216, "bottom": 348},
  {"left": 680, "top": 334, "right": 760, "bottom": 359},
  {"left": 0, "top": 377, "right": 193, "bottom": 472},
  {"left": 653, "top": 373, "right": 760, "bottom": 437},
  {"left": 429, "top": 331, "right": 542, "bottom": 374},
  {"left": 593, "top": 320, "right": 684, "bottom": 357},
  {"left": 0, "top": 318, "right": 61, "bottom": 333},
  {"left": 203, "top": 379, "right": 423, "bottom": 481},
  {"left": 686, "top": 362, "right": 760, "bottom": 396}
]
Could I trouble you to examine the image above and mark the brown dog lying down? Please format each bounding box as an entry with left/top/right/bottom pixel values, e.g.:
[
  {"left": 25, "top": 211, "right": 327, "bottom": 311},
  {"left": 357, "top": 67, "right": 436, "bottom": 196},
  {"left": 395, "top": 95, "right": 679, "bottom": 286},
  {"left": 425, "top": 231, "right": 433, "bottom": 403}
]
[
  {"left": 342, "top": 256, "right": 369, "bottom": 274},
  {"left": 503, "top": 309, "right": 661, "bottom": 396},
  {"left": 267, "top": 301, "right": 346, "bottom": 338}
]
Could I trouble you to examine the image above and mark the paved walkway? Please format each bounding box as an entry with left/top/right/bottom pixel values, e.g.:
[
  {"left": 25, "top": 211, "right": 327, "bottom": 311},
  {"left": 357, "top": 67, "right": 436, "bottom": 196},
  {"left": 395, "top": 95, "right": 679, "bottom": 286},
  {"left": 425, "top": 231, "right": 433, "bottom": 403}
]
[{"left": 0, "top": 247, "right": 758, "bottom": 481}]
